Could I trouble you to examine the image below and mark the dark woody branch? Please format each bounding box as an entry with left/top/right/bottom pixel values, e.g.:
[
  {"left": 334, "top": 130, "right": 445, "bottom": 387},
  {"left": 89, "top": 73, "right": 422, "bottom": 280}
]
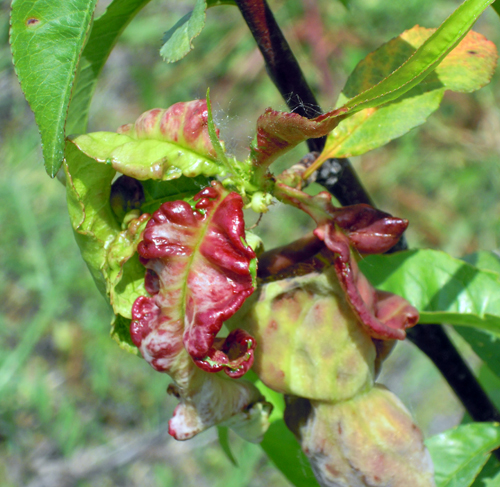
[{"left": 234, "top": 0, "right": 500, "bottom": 433}]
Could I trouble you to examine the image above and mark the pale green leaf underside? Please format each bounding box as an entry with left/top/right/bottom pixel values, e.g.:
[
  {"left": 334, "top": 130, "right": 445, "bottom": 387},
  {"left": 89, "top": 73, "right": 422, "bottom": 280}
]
[
  {"left": 325, "top": 89, "right": 443, "bottom": 159},
  {"left": 67, "top": 0, "right": 153, "bottom": 136},
  {"left": 359, "top": 250, "right": 500, "bottom": 334},
  {"left": 69, "top": 132, "right": 226, "bottom": 180},
  {"left": 160, "top": 0, "right": 207, "bottom": 63},
  {"left": 10, "top": 0, "right": 98, "bottom": 177},
  {"left": 426, "top": 423, "right": 500, "bottom": 487},
  {"left": 159, "top": 0, "right": 235, "bottom": 63}
]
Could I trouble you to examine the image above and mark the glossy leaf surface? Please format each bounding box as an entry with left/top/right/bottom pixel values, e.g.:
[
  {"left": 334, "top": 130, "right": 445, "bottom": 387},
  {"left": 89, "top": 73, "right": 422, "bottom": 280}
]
[
  {"left": 318, "top": 28, "right": 497, "bottom": 160},
  {"left": 10, "top": 0, "right": 98, "bottom": 176},
  {"left": 67, "top": 0, "right": 153, "bottom": 135},
  {"left": 274, "top": 186, "right": 418, "bottom": 340},
  {"left": 426, "top": 423, "right": 500, "bottom": 487},
  {"left": 359, "top": 250, "right": 500, "bottom": 334},
  {"left": 454, "top": 326, "right": 500, "bottom": 380},
  {"left": 69, "top": 101, "right": 225, "bottom": 180},
  {"left": 261, "top": 420, "right": 320, "bottom": 487},
  {"left": 133, "top": 182, "right": 256, "bottom": 373}
]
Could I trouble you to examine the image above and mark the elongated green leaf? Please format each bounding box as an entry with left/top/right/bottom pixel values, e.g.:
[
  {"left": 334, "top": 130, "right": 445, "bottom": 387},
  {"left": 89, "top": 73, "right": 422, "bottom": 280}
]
[
  {"left": 67, "top": 0, "right": 153, "bottom": 136},
  {"left": 341, "top": 0, "right": 495, "bottom": 113},
  {"left": 251, "top": 0, "right": 495, "bottom": 176},
  {"left": 319, "top": 28, "right": 496, "bottom": 160},
  {"left": 260, "top": 420, "right": 320, "bottom": 487},
  {"left": 426, "top": 423, "right": 500, "bottom": 487},
  {"left": 455, "top": 327, "right": 500, "bottom": 378},
  {"left": 217, "top": 426, "right": 238, "bottom": 467},
  {"left": 10, "top": 0, "right": 98, "bottom": 177},
  {"left": 160, "top": 0, "right": 206, "bottom": 63},
  {"left": 160, "top": 0, "right": 235, "bottom": 63},
  {"left": 358, "top": 249, "right": 500, "bottom": 334}
]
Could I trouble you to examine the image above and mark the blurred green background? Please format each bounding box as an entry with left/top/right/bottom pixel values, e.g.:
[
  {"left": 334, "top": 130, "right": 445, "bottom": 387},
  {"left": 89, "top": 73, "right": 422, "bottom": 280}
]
[{"left": 1, "top": 0, "right": 500, "bottom": 485}]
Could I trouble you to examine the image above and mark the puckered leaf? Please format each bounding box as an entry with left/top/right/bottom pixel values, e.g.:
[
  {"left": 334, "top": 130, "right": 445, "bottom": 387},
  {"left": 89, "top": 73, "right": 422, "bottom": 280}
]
[
  {"left": 69, "top": 100, "right": 226, "bottom": 181},
  {"left": 235, "top": 265, "right": 377, "bottom": 402},
  {"left": 64, "top": 142, "right": 151, "bottom": 355},
  {"left": 250, "top": 0, "right": 495, "bottom": 179},
  {"left": 358, "top": 249, "right": 500, "bottom": 335},
  {"left": 426, "top": 423, "right": 500, "bottom": 487},
  {"left": 273, "top": 185, "right": 417, "bottom": 340},
  {"left": 10, "top": 0, "right": 98, "bottom": 176},
  {"left": 293, "top": 386, "right": 435, "bottom": 487},
  {"left": 67, "top": 0, "right": 153, "bottom": 135},
  {"left": 314, "top": 28, "right": 497, "bottom": 163},
  {"left": 132, "top": 181, "right": 257, "bottom": 374}
]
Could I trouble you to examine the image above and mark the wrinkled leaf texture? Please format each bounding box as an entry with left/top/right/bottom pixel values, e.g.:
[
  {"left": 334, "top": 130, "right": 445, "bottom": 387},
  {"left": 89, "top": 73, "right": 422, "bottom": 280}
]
[
  {"left": 10, "top": 0, "right": 98, "bottom": 176},
  {"left": 69, "top": 101, "right": 225, "bottom": 181},
  {"left": 359, "top": 250, "right": 500, "bottom": 335},
  {"left": 426, "top": 423, "right": 500, "bottom": 487},
  {"left": 133, "top": 181, "right": 257, "bottom": 373}
]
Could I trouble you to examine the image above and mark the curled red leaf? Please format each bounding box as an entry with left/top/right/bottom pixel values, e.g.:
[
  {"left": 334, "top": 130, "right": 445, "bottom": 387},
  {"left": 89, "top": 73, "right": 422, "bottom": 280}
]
[
  {"left": 133, "top": 181, "right": 257, "bottom": 370},
  {"left": 194, "top": 329, "right": 256, "bottom": 378}
]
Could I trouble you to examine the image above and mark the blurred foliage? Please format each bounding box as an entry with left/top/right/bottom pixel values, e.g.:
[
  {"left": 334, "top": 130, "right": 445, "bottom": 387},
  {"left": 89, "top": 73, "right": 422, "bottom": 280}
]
[{"left": 1, "top": 0, "right": 500, "bottom": 484}]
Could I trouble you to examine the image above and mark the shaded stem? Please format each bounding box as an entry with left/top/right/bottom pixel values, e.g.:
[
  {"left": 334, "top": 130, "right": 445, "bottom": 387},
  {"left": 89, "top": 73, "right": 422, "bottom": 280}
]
[{"left": 235, "top": 0, "right": 500, "bottom": 428}]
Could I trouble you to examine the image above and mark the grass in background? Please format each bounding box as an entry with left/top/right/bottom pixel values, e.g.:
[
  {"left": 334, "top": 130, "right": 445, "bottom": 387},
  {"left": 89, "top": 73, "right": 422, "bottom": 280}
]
[{"left": 1, "top": 0, "right": 500, "bottom": 484}]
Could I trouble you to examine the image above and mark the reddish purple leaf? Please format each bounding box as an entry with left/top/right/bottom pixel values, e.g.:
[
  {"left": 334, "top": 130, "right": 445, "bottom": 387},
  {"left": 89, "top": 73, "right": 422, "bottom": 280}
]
[
  {"left": 269, "top": 184, "right": 417, "bottom": 340},
  {"left": 251, "top": 107, "right": 347, "bottom": 170},
  {"left": 194, "top": 328, "right": 256, "bottom": 378},
  {"left": 132, "top": 181, "right": 257, "bottom": 373}
]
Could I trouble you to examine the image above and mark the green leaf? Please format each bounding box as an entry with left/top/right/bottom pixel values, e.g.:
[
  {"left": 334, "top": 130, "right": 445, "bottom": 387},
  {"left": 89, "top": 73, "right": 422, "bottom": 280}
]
[
  {"left": 111, "top": 314, "right": 140, "bottom": 355},
  {"left": 471, "top": 455, "right": 500, "bottom": 486},
  {"left": 64, "top": 140, "right": 120, "bottom": 297},
  {"left": 319, "top": 28, "right": 496, "bottom": 160},
  {"left": 10, "top": 0, "right": 98, "bottom": 177},
  {"left": 160, "top": 0, "right": 207, "bottom": 63},
  {"left": 260, "top": 420, "right": 320, "bottom": 487},
  {"left": 340, "top": 0, "right": 496, "bottom": 114},
  {"left": 426, "top": 423, "right": 500, "bottom": 487},
  {"left": 358, "top": 249, "right": 500, "bottom": 334},
  {"left": 455, "top": 327, "right": 500, "bottom": 379},
  {"left": 217, "top": 426, "right": 238, "bottom": 467},
  {"left": 141, "top": 176, "right": 210, "bottom": 214},
  {"left": 159, "top": 0, "right": 235, "bottom": 63},
  {"left": 252, "top": 0, "right": 496, "bottom": 180},
  {"left": 67, "top": 0, "right": 153, "bottom": 136},
  {"left": 65, "top": 141, "right": 148, "bottom": 355},
  {"left": 462, "top": 251, "right": 500, "bottom": 276}
]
